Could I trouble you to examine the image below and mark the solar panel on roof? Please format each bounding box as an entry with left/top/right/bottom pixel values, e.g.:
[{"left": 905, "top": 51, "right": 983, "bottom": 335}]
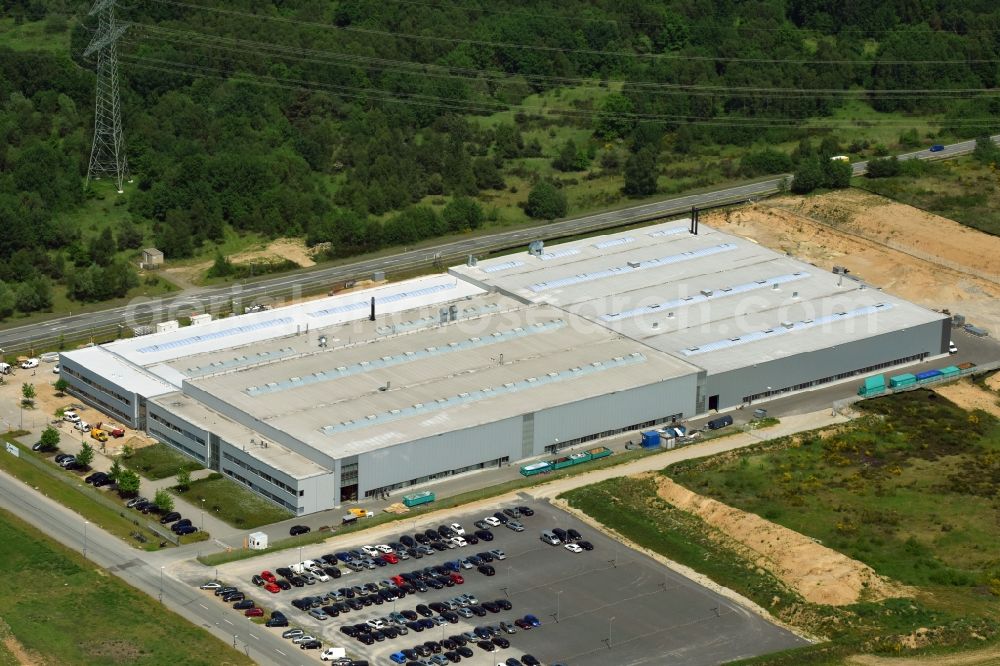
[
  {"left": 319, "top": 352, "right": 645, "bottom": 436},
  {"left": 244, "top": 319, "right": 567, "bottom": 396},
  {"left": 647, "top": 226, "right": 689, "bottom": 238},
  {"left": 593, "top": 236, "right": 635, "bottom": 250},
  {"left": 482, "top": 260, "right": 524, "bottom": 273},
  {"left": 136, "top": 317, "right": 294, "bottom": 354},
  {"left": 530, "top": 243, "right": 738, "bottom": 292},
  {"left": 679, "top": 303, "right": 894, "bottom": 356},
  {"left": 600, "top": 272, "right": 810, "bottom": 322}
]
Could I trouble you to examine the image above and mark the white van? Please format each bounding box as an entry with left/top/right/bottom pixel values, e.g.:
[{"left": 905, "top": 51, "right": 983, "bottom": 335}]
[
  {"left": 0, "top": 362, "right": 11, "bottom": 375},
  {"left": 20, "top": 358, "right": 39, "bottom": 369}
]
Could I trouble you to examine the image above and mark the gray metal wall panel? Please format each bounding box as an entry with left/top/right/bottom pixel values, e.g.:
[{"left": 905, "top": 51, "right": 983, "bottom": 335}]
[
  {"left": 146, "top": 402, "right": 210, "bottom": 464},
  {"left": 530, "top": 374, "right": 699, "bottom": 453},
  {"left": 705, "top": 319, "right": 947, "bottom": 409},
  {"left": 217, "top": 440, "right": 334, "bottom": 514},
  {"left": 59, "top": 356, "right": 138, "bottom": 426},
  {"left": 359, "top": 416, "right": 523, "bottom": 494}
]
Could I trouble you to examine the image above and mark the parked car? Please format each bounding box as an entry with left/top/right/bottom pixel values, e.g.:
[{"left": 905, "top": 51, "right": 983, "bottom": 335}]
[
  {"left": 517, "top": 506, "right": 534, "bottom": 516},
  {"left": 579, "top": 540, "right": 594, "bottom": 551},
  {"left": 565, "top": 543, "right": 583, "bottom": 553},
  {"left": 174, "top": 525, "right": 198, "bottom": 536},
  {"left": 299, "top": 639, "right": 322, "bottom": 650},
  {"left": 477, "top": 564, "right": 495, "bottom": 576},
  {"left": 159, "top": 511, "right": 182, "bottom": 525},
  {"left": 245, "top": 607, "right": 264, "bottom": 617},
  {"left": 233, "top": 599, "right": 254, "bottom": 610},
  {"left": 289, "top": 525, "right": 311, "bottom": 536},
  {"left": 566, "top": 528, "right": 582, "bottom": 542}
]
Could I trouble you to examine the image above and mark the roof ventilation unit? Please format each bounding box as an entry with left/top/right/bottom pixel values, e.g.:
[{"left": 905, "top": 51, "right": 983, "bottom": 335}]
[
  {"left": 627, "top": 260, "right": 641, "bottom": 268},
  {"left": 528, "top": 240, "right": 545, "bottom": 256},
  {"left": 781, "top": 321, "right": 794, "bottom": 329},
  {"left": 700, "top": 289, "right": 713, "bottom": 297}
]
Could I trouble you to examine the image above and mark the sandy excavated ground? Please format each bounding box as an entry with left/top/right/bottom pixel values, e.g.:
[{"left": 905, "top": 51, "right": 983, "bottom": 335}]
[
  {"left": 706, "top": 190, "right": 1000, "bottom": 337},
  {"left": 161, "top": 237, "right": 317, "bottom": 288},
  {"left": 934, "top": 380, "right": 1000, "bottom": 419},
  {"left": 654, "top": 476, "right": 908, "bottom": 606},
  {"left": 847, "top": 645, "right": 1000, "bottom": 666},
  {"left": 986, "top": 373, "right": 1000, "bottom": 392}
]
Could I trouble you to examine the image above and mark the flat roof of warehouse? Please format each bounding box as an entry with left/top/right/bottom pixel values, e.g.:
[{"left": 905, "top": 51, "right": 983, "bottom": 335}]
[
  {"left": 149, "top": 392, "right": 330, "bottom": 479},
  {"left": 59, "top": 346, "right": 177, "bottom": 398},
  {"left": 102, "top": 274, "right": 483, "bottom": 370},
  {"left": 451, "top": 220, "right": 947, "bottom": 374},
  {"left": 185, "top": 303, "right": 699, "bottom": 458}
]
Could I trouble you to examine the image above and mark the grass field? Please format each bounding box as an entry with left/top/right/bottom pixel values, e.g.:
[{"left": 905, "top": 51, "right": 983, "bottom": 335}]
[
  {"left": 563, "top": 390, "right": 1000, "bottom": 663},
  {"left": 1, "top": 433, "right": 167, "bottom": 550},
  {"left": 181, "top": 474, "right": 293, "bottom": 529},
  {"left": 0, "top": 506, "right": 250, "bottom": 665},
  {"left": 855, "top": 156, "right": 1000, "bottom": 237},
  {"left": 125, "top": 443, "right": 204, "bottom": 480}
]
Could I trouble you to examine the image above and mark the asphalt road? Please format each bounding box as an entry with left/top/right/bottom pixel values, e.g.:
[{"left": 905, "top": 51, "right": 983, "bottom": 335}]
[
  {"left": 0, "top": 468, "right": 308, "bottom": 666},
  {"left": 2, "top": 134, "right": 996, "bottom": 354},
  {"left": 208, "top": 499, "right": 808, "bottom": 666}
]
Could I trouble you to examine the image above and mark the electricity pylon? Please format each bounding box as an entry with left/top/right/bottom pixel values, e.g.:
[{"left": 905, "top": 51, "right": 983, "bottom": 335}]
[{"left": 85, "top": 0, "right": 130, "bottom": 193}]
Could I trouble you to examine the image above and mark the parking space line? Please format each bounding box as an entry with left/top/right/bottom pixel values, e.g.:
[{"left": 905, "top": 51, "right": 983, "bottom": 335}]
[
  {"left": 223, "top": 619, "right": 233, "bottom": 625},
  {"left": 250, "top": 634, "right": 259, "bottom": 640},
  {"left": 275, "top": 649, "right": 285, "bottom": 656},
  {"left": 199, "top": 604, "right": 208, "bottom": 610}
]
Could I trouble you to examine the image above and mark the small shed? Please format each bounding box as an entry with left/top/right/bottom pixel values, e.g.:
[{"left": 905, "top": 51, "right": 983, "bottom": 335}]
[
  {"left": 142, "top": 248, "right": 164, "bottom": 268},
  {"left": 248, "top": 531, "right": 269, "bottom": 550}
]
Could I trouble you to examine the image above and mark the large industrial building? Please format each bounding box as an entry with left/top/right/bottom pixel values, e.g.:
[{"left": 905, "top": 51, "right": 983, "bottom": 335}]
[{"left": 60, "top": 220, "right": 949, "bottom": 514}]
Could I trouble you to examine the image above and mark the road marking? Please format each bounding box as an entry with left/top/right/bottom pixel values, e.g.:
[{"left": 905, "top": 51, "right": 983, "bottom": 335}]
[
  {"left": 199, "top": 603, "right": 208, "bottom": 610},
  {"left": 223, "top": 618, "right": 233, "bottom": 625},
  {"left": 250, "top": 633, "right": 259, "bottom": 640},
  {"left": 275, "top": 649, "right": 286, "bottom": 656}
]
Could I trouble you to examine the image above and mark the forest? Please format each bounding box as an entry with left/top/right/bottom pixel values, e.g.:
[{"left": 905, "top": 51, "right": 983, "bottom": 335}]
[{"left": 2, "top": 0, "right": 1000, "bottom": 321}]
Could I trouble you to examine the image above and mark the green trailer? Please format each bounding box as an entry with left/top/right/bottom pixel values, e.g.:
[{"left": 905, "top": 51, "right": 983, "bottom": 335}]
[
  {"left": 889, "top": 373, "right": 917, "bottom": 389},
  {"left": 587, "top": 446, "right": 612, "bottom": 460},
  {"left": 938, "top": 365, "right": 961, "bottom": 380},
  {"left": 402, "top": 491, "right": 435, "bottom": 507},
  {"left": 858, "top": 375, "right": 886, "bottom": 397},
  {"left": 520, "top": 461, "right": 553, "bottom": 476}
]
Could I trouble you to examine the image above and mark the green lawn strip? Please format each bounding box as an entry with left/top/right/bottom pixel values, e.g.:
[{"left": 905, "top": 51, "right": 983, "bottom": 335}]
[
  {"left": 198, "top": 438, "right": 737, "bottom": 566},
  {"left": 0, "top": 507, "right": 250, "bottom": 666},
  {"left": 0, "top": 434, "right": 165, "bottom": 550},
  {"left": 178, "top": 474, "right": 293, "bottom": 529},
  {"left": 124, "top": 443, "right": 204, "bottom": 480}
]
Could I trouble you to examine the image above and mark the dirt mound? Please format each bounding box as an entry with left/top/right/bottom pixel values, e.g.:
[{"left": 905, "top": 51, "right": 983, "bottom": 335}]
[
  {"left": 655, "top": 476, "right": 907, "bottom": 606},
  {"left": 228, "top": 237, "right": 315, "bottom": 268},
  {"left": 847, "top": 644, "right": 1000, "bottom": 666},
  {"left": 986, "top": 373, "right": 1000, "bottom": 393},
  {"left": 934, "top": 381, "right": 1000, "bottom": 419},
  {"left": 707, "top": 190, "right": 1000, "bottom": 337}
]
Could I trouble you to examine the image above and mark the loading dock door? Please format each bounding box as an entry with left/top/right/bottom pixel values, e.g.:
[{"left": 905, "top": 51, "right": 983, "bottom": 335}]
[{"left": 708, "top": 394, "right": 720, "bottom": 411}]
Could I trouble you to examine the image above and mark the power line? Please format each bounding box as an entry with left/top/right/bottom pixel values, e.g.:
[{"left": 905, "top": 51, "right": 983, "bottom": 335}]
[
  {"left": 130, "top": 23, "right": 1000, "bottom": 99},
  {"left": 118, "top": 53, "right": 1000, "bottom": 129},
  {"left": 140, "top": 0, "right": 1000, "bottom": 66}
]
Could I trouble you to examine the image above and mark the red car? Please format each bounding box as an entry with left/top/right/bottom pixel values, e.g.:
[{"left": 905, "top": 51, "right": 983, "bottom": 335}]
[
  {"left": 391, "top": 575, "right": 406, "bottom": 586},
  {"left": 380, "top": 553, "right": 399, "bottom": 564},
  {"left": 261, "top": 570, "right": 277, "bottom": 583},
  {"left": 264, "top": 582, "right": 280, "bottom": 594},
  {"left": 245, "top": 607, "right": 264, "bottom": 617},
  {"left": 449, "top": 573, "right": 464, "bottom": 584}
]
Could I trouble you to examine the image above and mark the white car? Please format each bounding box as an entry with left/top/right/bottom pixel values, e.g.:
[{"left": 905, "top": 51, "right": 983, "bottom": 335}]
[
  {"left": 483, "top": 516, "right": 501, "bottom": 527},
  {"left": 199, "top": 581, "right": 222, "bottom": 590},
  {"left": 62, "top": 411, "right": 80, "bottom": 423},
  {"left": 362, "top": 545, "right": 381, "bottom": 557},
  {"left": 459, "top": 558, "right": 474, "bottom": 569},
  {"left": 449, "top": 523, "right": 465, "bottom": 536},
  {"left": 366, "top": 618, "right": 386, "bottom": 630},
  {"left": 489, "top": 549, "right": 506, "bottom": 560},
  {"left": 310, "top": 569, "right": 330, "bottom": 582},
  {"left": 74, "top": 421, "right": 91, "bottom": 432},
  {"left": 564, "top": 543, "right": 584, "bottom": 553},
  {"left": 449, "top": 536, "right": 467, "bottom": 548},
  {"left": 376, "top": 544, "right": 394, "bottom": 554},
  {"left": 52, "top": 365, "right": 60, "bottom": 374},
  {"left": 20, "top": 358, "right": 39, "bottom": 369},
  {"left": 949, "top": 341, "right": 958, "bottom": 354},
  {"left": 292, "top": 634, "right": 317, "bottom": 644}
]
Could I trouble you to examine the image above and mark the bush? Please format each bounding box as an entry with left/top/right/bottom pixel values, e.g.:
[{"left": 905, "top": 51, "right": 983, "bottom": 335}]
[
  {"left": 525, "top": 181, "right": 567, "bottom": 219},
  {"left": 154, "top": 489, "right": 174, "bottom": 513},
  {"left": 866, "top": 156, "right": 901, "bottom": 178},
  {"left": 38, "top": 426, "right": 60, "bottom": 452},
  {"left": 740, "top": 148, "right": 793, "bottom": 177}
]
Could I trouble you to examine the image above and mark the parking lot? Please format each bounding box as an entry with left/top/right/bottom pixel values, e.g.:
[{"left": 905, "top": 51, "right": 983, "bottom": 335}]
[{"left": 196, "top": 499, "right": 807, "bottom": 665}]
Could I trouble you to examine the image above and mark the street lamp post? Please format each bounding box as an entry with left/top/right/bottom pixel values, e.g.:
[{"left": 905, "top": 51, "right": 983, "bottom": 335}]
[
  {"left": 200, "top": 498, "right": 205, "bottom": 531},
  {"left": 83, "top": 521, "right": 89, "bottom": 559}
]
